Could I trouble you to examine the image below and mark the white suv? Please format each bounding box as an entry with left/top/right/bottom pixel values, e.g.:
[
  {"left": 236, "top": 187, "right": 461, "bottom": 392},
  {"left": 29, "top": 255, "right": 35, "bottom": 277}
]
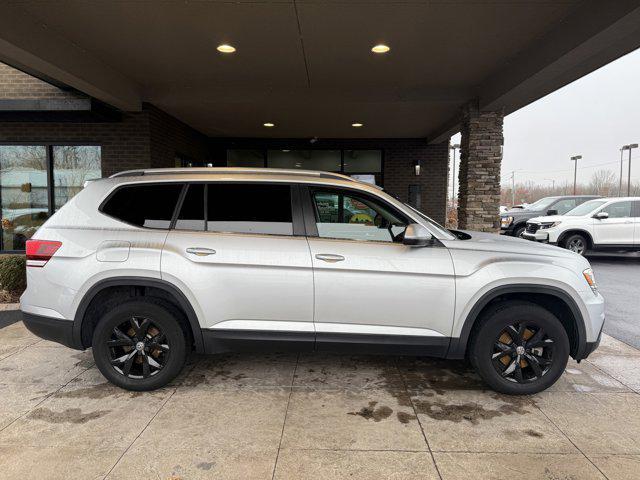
[
  {"left": 523, "top": 197, "right": 640, "bottom": 255},
  {"left": 20, "top": 168, "right": 605, "bottom": 394}
]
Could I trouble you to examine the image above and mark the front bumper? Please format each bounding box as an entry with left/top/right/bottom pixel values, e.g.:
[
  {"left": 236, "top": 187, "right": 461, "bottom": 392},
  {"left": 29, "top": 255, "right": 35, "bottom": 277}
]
[
  {"left": 522, "top": 230, "right": 549, "bottom": 242},
  {"left": 21, "top": 311, "right": 81, "bottom": 349}
]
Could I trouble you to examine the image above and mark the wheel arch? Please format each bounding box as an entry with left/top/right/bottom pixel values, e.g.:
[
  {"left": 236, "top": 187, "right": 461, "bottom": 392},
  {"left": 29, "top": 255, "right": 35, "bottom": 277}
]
[
  {"left": 447, "top": 284, "right": 588, "bottom": 361},
  {"left": 72, "top": 277, "right": 204, "bottom": 353},
  {"left": 557, "top": 229, "right": 594, "bottom": 249}
]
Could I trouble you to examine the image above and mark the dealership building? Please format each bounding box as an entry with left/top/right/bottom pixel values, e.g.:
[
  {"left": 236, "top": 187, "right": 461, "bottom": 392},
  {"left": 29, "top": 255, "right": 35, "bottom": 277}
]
[{"left": 1, "top": 1, "right": 639, "bottom": 252}]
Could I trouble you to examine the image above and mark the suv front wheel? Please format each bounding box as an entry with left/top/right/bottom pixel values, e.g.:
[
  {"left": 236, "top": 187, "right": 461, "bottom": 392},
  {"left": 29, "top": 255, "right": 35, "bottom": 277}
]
[
  {"left": 470, "top": 301, "right": 570, "bottom": 395},
  {"left": 92, "top": 299, "right": 188, "bottom": 391}
]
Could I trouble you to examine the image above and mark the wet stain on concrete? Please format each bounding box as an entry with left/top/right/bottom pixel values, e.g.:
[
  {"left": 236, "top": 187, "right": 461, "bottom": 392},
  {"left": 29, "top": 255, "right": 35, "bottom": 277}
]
[
  {"left": 56, "top": 383, "right": 142, "bottom": 399},
  {"left": 400, "top": 358, "right": 484, "bottom": 395},
  {"left": 197, "top": 462, "right": 215, "bottom": 471},
  {"left": 525, "top": 429, "right": 543, "bottom": 438},
  {"left": 396, "top": 411, "right": 417, "bottom": 424},
  {"left": 184, "top": 369, "right": 247, "bottom": 387},
  {"left": 28, "top": 407, "right": 110, "bottom": 424},
  {"left": 411, "top": 395, "right": 532, "bottom": 425},
  {"left": 71, "top": 353, "right": 94, "bottom": 369},
  {"left": 348, "top": 401, "right": 393, "bottom": 422}
]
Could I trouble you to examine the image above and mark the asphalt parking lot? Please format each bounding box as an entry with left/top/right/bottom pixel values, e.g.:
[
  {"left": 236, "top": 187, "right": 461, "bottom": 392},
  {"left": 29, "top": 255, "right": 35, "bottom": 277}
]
[
  {"left": 0, "top": 254, "right": 639, "bottom": 479},
  {"left": 587, "top": 252, "right": 640, "bottom": 349}
]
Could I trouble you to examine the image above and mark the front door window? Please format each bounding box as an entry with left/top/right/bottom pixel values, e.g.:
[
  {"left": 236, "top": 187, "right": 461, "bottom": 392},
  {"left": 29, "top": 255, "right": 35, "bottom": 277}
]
[{"left": 312, "top": 189, "right": 407, "bottom": 242}]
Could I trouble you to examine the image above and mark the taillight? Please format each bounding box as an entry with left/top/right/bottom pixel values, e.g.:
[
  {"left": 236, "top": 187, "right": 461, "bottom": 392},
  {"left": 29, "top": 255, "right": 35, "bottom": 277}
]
[{"left": 26, "top": 240, "right": 62, "bottom": 267}]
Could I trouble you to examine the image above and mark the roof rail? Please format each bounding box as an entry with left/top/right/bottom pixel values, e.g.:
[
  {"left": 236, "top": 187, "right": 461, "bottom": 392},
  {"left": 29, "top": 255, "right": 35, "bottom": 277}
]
[{"left": 109, "top": 167, "right": 359, "bottom": 183}]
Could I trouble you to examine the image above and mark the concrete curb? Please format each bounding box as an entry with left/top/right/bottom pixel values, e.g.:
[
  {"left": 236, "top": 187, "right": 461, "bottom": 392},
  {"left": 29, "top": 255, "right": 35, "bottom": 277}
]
[{"left": 0, "top": 303, "right": 20, "bottom": 311}]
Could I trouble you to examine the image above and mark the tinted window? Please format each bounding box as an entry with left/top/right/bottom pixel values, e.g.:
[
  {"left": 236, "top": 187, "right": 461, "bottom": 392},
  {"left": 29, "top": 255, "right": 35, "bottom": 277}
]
[
  {"left": 207, "top": 183, "right": 293, "bottom": 235},
  {"left": 602, "top": 201, "right": 632, "bottom": 218},
  {"left": 553, "top": 199, "right": 576, "bottom": 215},
  {"left": 312, "top": 189, "right": 407, "bottom": 242},
  {"left": 102, "top": 184, "right": 182, "bottom": 228},
  {"left": 176, "top": 184, "right": 205, "bottom": 231}
]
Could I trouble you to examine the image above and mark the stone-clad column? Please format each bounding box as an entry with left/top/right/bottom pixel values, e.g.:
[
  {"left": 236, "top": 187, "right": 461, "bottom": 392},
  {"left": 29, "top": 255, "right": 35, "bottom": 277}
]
[{"left": 457, "top": 102, "right": 504, "bottom": 232}]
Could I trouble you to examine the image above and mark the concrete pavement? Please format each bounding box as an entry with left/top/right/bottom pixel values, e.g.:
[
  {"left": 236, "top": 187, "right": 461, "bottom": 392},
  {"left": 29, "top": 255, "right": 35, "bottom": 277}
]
[{"left": 1, "top": 320, "right": 640, "bottom": 479}]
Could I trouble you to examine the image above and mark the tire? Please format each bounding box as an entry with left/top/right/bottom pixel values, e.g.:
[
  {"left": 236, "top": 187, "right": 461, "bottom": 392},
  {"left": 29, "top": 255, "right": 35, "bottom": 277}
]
[
  {"left": 92, "top": 298, "right": 188, "bottom": 391},
  {"left": 469, "top": 301, "right": 570, "bottom": 395},
  {"left": 513, "top": 226, "right": 525, "bottom": 238},
  {"left": 562, "top": 233, "right": 588, "bottom": 256}
]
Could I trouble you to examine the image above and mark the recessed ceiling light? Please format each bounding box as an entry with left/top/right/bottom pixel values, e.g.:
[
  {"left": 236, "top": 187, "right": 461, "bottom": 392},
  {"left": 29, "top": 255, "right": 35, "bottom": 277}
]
[
  {"left": 217, "top": 44, "right": 236, "bottom": 53},
  {"left": 263, "top": 122, "right": 275, "bottom": 127},
  {"left": 352, "top": 122, "right": 364, "bottom": 128},
  {"left": 371, "top": 44, "right": 390, "bottom": 54}
]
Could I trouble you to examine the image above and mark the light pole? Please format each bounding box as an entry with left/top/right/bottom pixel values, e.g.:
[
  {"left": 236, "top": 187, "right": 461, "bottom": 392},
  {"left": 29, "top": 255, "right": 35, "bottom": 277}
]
[
  {"left": 570, "top": 155, "right": 582, "bottom": 195},
  {"left": 619, "top": 147, "right": 625, "bottom": 196},
  {"left": 623, "top": 144, "right": 638, "bottom": 196},
  {"left": 510, "top": 171, "right": 515, "bottom": 207},
  {"left": 449, "top": 143, "right": 460, "bottom": 207}
]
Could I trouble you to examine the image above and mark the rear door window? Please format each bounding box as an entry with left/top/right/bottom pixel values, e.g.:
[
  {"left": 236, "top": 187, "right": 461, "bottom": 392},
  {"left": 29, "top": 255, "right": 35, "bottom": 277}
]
[
  {"left": 101, "top": 183, "right": 182, "bottom": 229},
  {"left": 176, "top": 184, "right": 205, "bottom": 231},
  {"left": 206, "top": 183, "right": 293, "bottom": 235}
]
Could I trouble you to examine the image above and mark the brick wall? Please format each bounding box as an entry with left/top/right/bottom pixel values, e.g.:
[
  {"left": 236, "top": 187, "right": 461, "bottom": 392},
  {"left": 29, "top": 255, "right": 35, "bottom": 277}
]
[
  {"left": 213, "top": 138, "right": 449, "bottom": 223},
  {"left": 0, "top": 104, "right": 210, "bottom": 176},
  {"left": 148, "top": 104, "right": 210, "bottom": 169},
  {"left": 0, "top": 63, "right": 85, "bottom": 101}
]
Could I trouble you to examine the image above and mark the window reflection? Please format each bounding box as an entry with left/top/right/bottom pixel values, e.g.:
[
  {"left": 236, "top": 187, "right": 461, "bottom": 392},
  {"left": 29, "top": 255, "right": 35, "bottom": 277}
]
[
  {"left": 0, "top": 145, "right": 102, "bottom": 251},
  {"left": 53, "top": 146, "right": 101, "bottom": 210},
  {"left": 0, "top": 146, "right": 48, "bottom": 250}
]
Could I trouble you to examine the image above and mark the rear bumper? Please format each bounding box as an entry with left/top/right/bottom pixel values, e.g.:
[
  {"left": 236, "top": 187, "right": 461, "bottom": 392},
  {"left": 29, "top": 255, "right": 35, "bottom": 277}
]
[{"left": 21, "top": 312, "right": 82, "bottom": 350}]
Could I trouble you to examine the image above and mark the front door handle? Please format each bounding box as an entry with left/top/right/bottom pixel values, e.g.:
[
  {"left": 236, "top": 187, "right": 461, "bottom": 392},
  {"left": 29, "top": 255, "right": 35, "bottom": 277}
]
[
  {"left": 315, "top": 253, "right": 345, "bottom": 263},
  {"left": 186, "top": 247, "right": 216, "bottom": 256}
]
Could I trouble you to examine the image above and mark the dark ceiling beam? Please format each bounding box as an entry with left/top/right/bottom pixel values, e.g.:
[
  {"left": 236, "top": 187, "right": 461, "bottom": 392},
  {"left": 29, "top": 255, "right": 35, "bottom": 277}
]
[
  {"left": 0, "top": 4, "right": 142, "bottom": 111},
  {"left": 428, "top": 1, "right": 640, "bottom": 144}
]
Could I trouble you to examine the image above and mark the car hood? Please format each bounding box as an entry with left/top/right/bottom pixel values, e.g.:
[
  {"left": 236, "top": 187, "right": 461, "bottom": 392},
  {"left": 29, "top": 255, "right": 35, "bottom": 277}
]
[
  {"left": 444, "top": 230, "right": 578, "bottom": 259},
  {"left": 526, "top": 215, "right": 564, "bottom": 223}
]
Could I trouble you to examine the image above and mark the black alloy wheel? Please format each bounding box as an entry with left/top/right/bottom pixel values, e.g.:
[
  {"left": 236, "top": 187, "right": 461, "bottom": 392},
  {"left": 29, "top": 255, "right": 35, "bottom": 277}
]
[
  {"left": 108, "top": 316, "right": 169, "bottom": 379},
  {"left": 470, "top": 301, "right": 570, "bottom": 395},
  {"left": 491, "top": 323, "right": 554, "bottom": 383},
  {"left": 93, "top": 299, "right": 187, "bottom": 391}
]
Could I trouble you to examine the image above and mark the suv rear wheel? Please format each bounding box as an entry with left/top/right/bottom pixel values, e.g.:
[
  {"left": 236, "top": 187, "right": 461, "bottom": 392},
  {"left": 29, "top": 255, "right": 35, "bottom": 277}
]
[
  {"left": 470, "top": 301, "right": 570, "bottom": 395},
  {"left": 92, "top": 299, "right": 188, "bottom": 391}
]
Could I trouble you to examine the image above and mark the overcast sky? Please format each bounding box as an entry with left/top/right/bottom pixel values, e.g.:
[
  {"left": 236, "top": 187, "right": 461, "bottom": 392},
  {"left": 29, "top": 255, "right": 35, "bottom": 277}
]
[{"left": 450, "top": 47, "right": 640, "bottom": 191}]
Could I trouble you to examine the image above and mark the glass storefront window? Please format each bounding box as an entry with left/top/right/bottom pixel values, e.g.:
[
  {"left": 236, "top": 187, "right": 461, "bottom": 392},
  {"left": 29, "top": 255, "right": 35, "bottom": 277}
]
[
  {"left": 267, "top": 150, "right": 341, "bottom": 171},
  {"left": 53, "top": 146, "right": 101, "bottom": 210},
  {"left": 0, "top": 146, "right": 48, "bottom": 250},
  {"left": 227, "top": 149, "right": 265, "bottom": 167},
  {"left": 0, "top": 144, "right": 102, "bottom": 251},
  {"left": 343, "top": 150, "right": 382, "bottom": 173}
]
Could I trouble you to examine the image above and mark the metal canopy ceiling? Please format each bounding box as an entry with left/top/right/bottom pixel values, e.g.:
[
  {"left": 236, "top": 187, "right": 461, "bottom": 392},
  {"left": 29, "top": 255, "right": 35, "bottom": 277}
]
[{"left": 1, "top": 1, "right": 640, "bottom": 140}]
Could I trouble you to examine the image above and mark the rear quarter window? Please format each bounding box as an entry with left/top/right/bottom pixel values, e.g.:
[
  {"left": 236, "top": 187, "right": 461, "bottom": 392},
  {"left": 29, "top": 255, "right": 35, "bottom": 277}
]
[{"left": 101, "top": 183, "right": 183, "bottom": 228}]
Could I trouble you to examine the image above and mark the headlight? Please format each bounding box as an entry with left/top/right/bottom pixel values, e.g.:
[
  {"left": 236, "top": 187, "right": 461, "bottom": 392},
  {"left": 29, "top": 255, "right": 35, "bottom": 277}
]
[
  {"left": 539, "top": 221, "right": 561, "bottom": 229},
  {"left": 583, "top": 268, "right": 597, "bottom": 294},
  {"left": 501, "top": 216, "right": 513, "bottom": 227}
]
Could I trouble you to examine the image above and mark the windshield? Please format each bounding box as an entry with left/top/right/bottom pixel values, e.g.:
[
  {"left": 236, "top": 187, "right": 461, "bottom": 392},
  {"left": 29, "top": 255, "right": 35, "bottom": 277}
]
[
  {"left": 524, "top": 197, "right": 557, "bottom": 211},
  {"left": 564, "top": 199, "right": 608, "bottom": 216},
  {"left": 403, "top": 203, "right": 455, "bottom": 239}
]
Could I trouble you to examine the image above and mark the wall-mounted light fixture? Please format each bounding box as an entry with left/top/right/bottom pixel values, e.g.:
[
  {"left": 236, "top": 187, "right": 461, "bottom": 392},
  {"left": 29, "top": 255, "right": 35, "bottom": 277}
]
[{"left": 414, "top": 159, "right": 421, "bottom": 176}]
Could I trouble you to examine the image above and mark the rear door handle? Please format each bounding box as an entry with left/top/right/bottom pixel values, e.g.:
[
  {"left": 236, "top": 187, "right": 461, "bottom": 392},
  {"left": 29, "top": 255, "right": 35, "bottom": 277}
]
[
  {"left": 186, "top": 247, "right": 216, "bottom": 256},
  {"left": 315, "top": 254, "right": 345, "bottom": 263}
]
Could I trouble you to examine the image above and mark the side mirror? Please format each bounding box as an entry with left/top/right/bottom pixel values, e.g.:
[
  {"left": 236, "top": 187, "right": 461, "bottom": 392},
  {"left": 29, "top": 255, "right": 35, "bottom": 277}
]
[
  {"left": 594, "top": 211, "right": 609, "bottom": 220},
  {"left": 403, "top": 223, "right": 434, "bottom": 247},
  {"left": 546, "top": 209, "right": 558, "bottom": 216}
]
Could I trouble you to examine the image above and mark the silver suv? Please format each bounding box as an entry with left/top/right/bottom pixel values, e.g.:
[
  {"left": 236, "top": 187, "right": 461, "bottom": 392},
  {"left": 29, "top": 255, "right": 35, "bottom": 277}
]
[{"left": 21, "top": 168, "right": 605, "bottom": 394}]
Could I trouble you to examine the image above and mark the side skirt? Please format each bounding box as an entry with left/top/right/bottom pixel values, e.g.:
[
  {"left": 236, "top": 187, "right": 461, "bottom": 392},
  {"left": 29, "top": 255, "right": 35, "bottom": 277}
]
[{"left": 202, "top": 329, "right": 451, "bottom": 357}]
